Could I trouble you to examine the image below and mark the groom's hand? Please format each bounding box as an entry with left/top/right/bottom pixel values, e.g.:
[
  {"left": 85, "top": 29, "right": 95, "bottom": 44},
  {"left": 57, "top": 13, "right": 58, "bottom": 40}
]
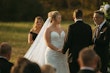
[{"left": 57, "top": 49, "right": 62, "bottom": 53}]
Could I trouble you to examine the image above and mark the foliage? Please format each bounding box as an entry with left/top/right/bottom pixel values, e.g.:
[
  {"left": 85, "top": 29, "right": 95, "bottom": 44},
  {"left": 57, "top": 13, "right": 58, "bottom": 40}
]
[
  {"left": 0, "top": 0, "right": 110, "bottom": 21},
  {"left": 0, "top": 0, "right": 44, "bottom": 21},
  {"left": 100, "top": 2, "right": 110, "bottom": 22}
]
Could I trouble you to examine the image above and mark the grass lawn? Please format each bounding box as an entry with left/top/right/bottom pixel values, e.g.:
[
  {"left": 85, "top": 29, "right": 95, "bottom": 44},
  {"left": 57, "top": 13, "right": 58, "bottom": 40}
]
[
  {"left": 0, "top": 22, "right": 31, "bottom": 62},
  {"left": 0, "top": 21, "right": 94, "bottom": 63}
]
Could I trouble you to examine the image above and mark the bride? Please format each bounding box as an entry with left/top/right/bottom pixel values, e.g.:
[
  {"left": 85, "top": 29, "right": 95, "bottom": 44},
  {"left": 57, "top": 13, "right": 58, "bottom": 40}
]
[{"left": 24, "top": 11, "right": 70, "bottom": 73}]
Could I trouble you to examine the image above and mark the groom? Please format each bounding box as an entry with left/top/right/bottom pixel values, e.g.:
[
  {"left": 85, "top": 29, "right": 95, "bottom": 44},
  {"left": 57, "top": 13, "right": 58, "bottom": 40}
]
[{"left": 62, "top": 9, "right": 93, "bottom": 73}]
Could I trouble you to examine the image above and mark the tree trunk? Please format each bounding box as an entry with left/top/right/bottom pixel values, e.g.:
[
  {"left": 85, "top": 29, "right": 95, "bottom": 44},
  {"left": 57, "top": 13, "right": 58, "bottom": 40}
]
[{"left": 66, "top": 0, "right": 71, "bottom": 9}]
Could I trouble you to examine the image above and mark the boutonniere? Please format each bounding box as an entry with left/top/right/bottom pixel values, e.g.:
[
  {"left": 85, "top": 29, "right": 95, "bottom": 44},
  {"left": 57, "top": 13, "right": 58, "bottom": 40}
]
[
  {"left": 100, "top": 32, "right": 104, "bottom": 34},
  {"left": 100, "top": 27, "right": 107, "bottom": 34}
]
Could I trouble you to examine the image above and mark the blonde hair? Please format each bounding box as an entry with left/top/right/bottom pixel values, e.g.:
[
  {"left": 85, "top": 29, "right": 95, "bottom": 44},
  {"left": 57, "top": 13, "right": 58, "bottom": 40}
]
[
  {"left": 32, "top": 16, "right": 44, "bottom": 30},
  {"left": 48, "top": 11, "right": 60, "bottom": 22},
  {"left": 41, "top": 64, "right": 56, "bottom": 73}
]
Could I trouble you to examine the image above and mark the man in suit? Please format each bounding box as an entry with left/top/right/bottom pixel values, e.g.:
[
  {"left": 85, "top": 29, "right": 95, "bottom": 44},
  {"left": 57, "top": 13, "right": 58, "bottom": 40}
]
[
  {"left": 62, "top": 9, "right": 93, "bottom": 73},
  {"left": 93, "top": 10, "right": 110, "bottom": 73},
  {"left": 77, "top": 47, "right": 100, "bottom": 73},
  {"left": 0, "top": 42, "right": 13, "bottom": 73}
]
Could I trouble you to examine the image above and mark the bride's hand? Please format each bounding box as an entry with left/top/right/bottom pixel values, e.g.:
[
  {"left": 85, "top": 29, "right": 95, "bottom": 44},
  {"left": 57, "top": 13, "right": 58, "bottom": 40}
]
[{"left": 57, "top": 49, "right": 62, "bottom": 53}]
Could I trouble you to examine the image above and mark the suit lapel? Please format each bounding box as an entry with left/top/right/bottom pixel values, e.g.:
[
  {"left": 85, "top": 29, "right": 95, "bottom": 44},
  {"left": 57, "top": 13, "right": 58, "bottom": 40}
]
[
  {"left": 100, "top": 23, "right": 107, "bottom": 32},
  {"left": 98, "top": 22, "right": 107, "bottom": 38},
  {"left": 93, "top": 22, "right": 108, "bottom": 41}
]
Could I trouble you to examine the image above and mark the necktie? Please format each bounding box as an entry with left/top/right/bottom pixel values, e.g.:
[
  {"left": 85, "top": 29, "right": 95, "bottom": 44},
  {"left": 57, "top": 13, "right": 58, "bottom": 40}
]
[
  {"left": 95, "top": 26, "right": 100, "bottom": 38},
  {"left": 94, "top": 26, "right": 100, "bottom": 42}
]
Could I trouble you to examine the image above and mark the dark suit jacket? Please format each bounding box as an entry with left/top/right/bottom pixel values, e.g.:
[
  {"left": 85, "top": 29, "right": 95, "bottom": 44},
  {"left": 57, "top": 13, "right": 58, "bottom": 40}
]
[
  {"left": 93, "top": 21, "right": 110, "bottom": 59},
  {"left": 93, "top": 21, "right": 110, "bottom": 73},
  {"left": 0, "top": 57, "right": 13, "bottom": 73},
  {"left": 77, "top": 70, "right": 96, "bottom": 73},
  {"left": 62, "top": 21, "right": 93, "bottom": 62}
]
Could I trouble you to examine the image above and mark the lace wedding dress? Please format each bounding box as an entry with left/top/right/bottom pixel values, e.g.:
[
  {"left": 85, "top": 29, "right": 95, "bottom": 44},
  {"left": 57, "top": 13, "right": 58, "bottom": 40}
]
[{"left": 45, "top": 31, "right": 69, "bottom": 73}]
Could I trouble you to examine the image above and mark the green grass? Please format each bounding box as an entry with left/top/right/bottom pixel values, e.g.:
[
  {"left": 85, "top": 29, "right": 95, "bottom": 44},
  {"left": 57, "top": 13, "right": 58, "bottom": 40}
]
[
  {"left": 0, "top": 22, "right": 32, "bottom": 62},
  {"left": 0, "top": 21, "right": 94, "bottom": 63}
]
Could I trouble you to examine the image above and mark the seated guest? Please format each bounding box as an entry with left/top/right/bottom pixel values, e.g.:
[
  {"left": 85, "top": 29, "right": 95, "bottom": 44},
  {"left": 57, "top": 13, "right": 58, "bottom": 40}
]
[
  {"left": 41, "top": 64, "right": 56, "bottom": 73},
  {"left": 11, "top": 57, "right": 30, "bottom": 73},
  {"left": 20, "top": 62, "right": 41, "bottom": 73},
  {"left": 11, "top": 57, "right": 41, "bottom": 73},
  {"left": 77, "top": 46, "right": 101, "bottom": 73},
  {"left": 0, "top": 42, "right": 13, "bottom": 73}
]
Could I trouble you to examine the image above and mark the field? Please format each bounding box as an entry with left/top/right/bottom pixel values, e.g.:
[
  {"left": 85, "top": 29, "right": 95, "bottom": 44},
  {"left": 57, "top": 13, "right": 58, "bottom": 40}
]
[{"left": 0, "top": 21, "right": 94, "bottom": 63}]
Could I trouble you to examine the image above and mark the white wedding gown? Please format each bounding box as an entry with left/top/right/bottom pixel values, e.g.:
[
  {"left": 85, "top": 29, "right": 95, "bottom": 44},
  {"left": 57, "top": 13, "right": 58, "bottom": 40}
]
[{"left": 45, "top": 31, "right": 69, "bottom": 73}]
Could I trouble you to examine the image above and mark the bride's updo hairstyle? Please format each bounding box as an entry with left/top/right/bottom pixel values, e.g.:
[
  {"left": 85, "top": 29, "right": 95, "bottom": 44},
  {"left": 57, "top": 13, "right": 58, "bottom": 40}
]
[{"left": 48, "top": 11, "right": 60, "bottom": 22}]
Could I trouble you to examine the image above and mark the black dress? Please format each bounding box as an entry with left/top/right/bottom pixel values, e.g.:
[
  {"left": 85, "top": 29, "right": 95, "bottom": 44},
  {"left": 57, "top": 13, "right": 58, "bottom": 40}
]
[{"left": 30, "top": 31, "right": 38, "bottom": 41}]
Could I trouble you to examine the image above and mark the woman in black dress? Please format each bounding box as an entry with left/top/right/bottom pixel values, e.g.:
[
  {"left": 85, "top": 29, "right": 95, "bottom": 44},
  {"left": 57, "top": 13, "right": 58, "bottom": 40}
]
[{"left": 28, "top": 16, "right": 44, "bottom": 44}]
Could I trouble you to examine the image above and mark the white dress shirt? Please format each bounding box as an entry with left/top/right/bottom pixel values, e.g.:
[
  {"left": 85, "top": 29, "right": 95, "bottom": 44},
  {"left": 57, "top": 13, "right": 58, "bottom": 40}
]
[
  {"left": 81, "top": 66, "right": 94, "bottom": 71},
  {"left": 74, "top": 18, "right": 82, "bottom": 22}
]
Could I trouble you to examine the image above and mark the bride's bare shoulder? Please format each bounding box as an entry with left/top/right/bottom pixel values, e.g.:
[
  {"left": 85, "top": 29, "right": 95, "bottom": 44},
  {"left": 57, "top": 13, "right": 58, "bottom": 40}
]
[{"left": 45, "top": 26, "right": 53, "bottom": 33}]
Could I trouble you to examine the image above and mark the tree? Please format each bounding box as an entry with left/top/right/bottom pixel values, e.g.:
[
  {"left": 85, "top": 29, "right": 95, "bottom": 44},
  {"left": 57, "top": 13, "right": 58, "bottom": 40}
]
[{"left": 0, "top": 0, "right": 44, "bottom": 21}]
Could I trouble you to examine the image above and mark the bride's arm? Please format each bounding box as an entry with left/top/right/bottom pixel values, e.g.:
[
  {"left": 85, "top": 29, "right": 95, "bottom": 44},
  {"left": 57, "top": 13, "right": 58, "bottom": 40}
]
[{"left": 44, "top": 28, "right": 59, "bottom": 52}]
